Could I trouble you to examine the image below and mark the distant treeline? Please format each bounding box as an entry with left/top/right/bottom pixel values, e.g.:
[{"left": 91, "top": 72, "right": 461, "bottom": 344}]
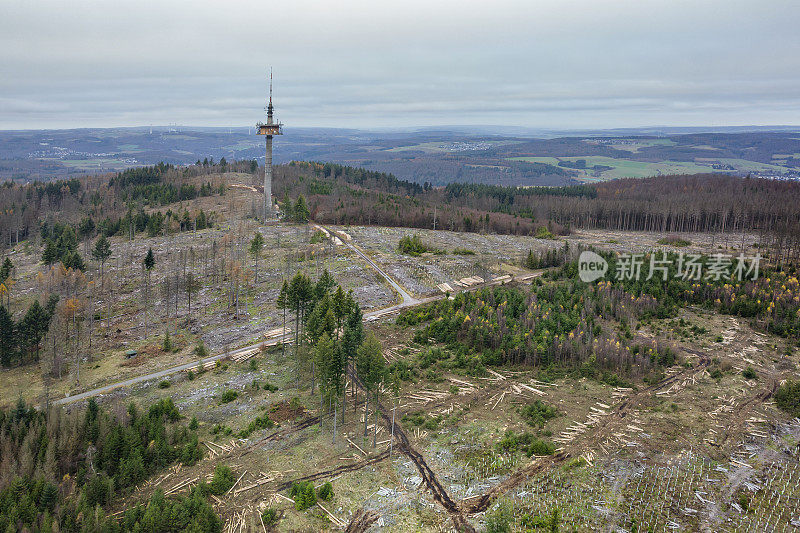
[
  {"left": 4, "top": 159, "right": 800, "bottom": 265},
  {"left": 277, "top": 162, "right": 545, "bottom": 235},
  {"left": 275, "top": 165, "right": 800, "bottom": 265},
  {"left": 111, "top": 163, "right": 225, "bottom": 205},
  {"left": 0, "top": 161, "right": 230, "bottom": 251}
]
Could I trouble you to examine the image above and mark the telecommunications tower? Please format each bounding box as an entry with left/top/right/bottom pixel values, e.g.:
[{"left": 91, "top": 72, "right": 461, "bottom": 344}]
[{"left": 256, "top": 70, "right": 283, "bottom": 219}]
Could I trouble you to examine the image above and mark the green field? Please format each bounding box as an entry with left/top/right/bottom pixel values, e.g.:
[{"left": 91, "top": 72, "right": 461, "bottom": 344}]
[{"left": 509, "top": 156, "right": 716, "bottom": 181}]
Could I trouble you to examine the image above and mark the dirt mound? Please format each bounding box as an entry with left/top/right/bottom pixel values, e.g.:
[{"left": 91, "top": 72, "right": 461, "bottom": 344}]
[{"left": 268, "top": 400, "right": 305, "bottom": 423}]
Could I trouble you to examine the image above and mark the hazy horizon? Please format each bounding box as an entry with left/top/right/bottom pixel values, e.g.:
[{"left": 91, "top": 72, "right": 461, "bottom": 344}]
[{"left": 2, "top": 0, "right": 799, "bottom": 130}]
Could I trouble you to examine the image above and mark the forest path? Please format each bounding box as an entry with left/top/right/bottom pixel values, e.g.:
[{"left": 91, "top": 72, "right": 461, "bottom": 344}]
[
  {"left": 55, "top": 226, "right": 534, "bottom": 406},
  {"left": 318, "top": 224, "right": 418, "bottom": 306}
]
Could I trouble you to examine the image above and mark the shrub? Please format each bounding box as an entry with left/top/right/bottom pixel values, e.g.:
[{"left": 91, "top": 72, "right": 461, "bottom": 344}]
[
  {"left": 202, "top": 465, "right": 236, "bottom": 495},
  {"left": 189, "top": 416, "right": 199, "bottom": 430},
  {"left": 519, "top": 400, "right": 559, "bottom": 428},
  {"left": 775, "top": 380, "right": 800, "bottom": 416},
  {"left": 565, "top": 457, "right": 587, "bottom": 469},
  {"left": 485, "top": 505, "right": 512, "bottom": 533},
  {"left": 657, "top": 236, "right": 691, "bottom": 247},
  {"left": 211, "top": 424, "right": 233, "bottom": 436},
  {"left": 423, "top": 417, "right": 440, "bottom": 431},
  {"left": 194, "top": 341, "right": 209, "bottom": 358},
  {"left": 261, "top": 507, "right": 280, "bottom": 526},
  {"left": 181, "top": 434, "right": 203, "bottom": 466},
  {"left": 520, "top": 508, "right": 561, "bottom": 531},
  {"left": 238, "top": 412, "right": 275, "bottom": 438},
  {"left": 249, "top": 359, "right": 259, "bottom": 371},
  {"left": 219, "top": 390, "right": 238, "bottom": 403},
  {"left": 496, "top": 431, "right": 556, "bottom": 457},
  {"left": 742, "top": 366, "right": 758, "bottom": 380},
  {"left": 263, "top": 382, "right": 279, "bottom": 392},
  {"left": 403, "top": 411, "right": 426, "bottom": 427},
  {"left": 317, "top": 481, "right": 334, "bottom": 501},
  {"left": 310, "top": 230, "right": 327, "bottom": 244},
  {"left": 452, "top": 247, "right": 476, "bottom": 255},
  {"left": 398, "top": 234, "right": 440, "bottom": 256},
  {"left": 158, "top": 380, "right": 171, "bottom": 389},
  {"left": 737, "top": 492, "right": 750, "bottom": 512},
  {"left": 162, "top": 331, "right": 172, "bottom": 352},
  {"left": 187, "top": 370, "right": 195, "bottom": 381},
  {"left": 535, "top": 226, "right": 556, "bottom": 239},
  {"left": 289, "top": 481, "right": 317, "bottom": 510}
]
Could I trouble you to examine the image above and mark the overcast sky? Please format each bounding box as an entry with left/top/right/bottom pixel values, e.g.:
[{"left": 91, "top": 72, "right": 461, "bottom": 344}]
[{"left": 1, "top": 0, "right": 799, "bottom": 130}]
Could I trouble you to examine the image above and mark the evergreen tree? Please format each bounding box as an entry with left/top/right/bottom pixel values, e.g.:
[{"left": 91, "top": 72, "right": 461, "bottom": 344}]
[
  {"left": 357, "top": 333, "right": 382, "bottom": 438},
  {"left": 41, "top": 239, "right": 59, "bottom": 266},
  {"left": 92, "top": 234, "right": 112, "bottom": 274},
  {"left": 293, "top": 195, "right": 310, "bottom": 222},
  {"left": 143, "top": 248, "right": 155, "bottom": 337},
  {"left": 277, "top": 280, "right": 289, "bottom": 357},
  {"left": 60, "top": 250, "right": 85, "bottom": 271},
  {"left": 0, "top": 306, "right": 15, "bottom": 367},
  {"left": 249, "top": 232, "right": 264, "bottom": 283},
  {"left": 314, "top": 269, "right": 336, "bottom": 300},
  {"left": 282, "top": 192, "right": 294, "bottom": 220},
  {"left": 0, "top": 258, "right": 12, "bottom": 282},
  {"left": 18, "top": 300, "right": 48, "bottom": 363},
  {"left": 341, "top": 297, "right": 363, "bottom": 417},
  {"left": 287, "top": 272, "right": 313, "bottom": 377}
]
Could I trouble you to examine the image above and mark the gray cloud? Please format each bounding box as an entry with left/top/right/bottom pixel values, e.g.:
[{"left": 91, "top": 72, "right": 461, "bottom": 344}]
[{"left": 1, "top": 0, "right": 799, "bottom": 129}]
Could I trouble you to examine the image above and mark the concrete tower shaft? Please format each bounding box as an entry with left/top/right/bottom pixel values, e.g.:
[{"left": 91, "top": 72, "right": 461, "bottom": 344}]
[{"left": 256, "top": 70, "right": 282, "bottom": 220}]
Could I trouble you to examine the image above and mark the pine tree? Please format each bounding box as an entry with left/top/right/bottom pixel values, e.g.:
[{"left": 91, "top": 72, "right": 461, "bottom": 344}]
[
  {"left": 357, "top": 333, "right": 382, "bottom": 438},
  {"left": 341, "top": 298, "right": 363, "bottom": 419},
  {"left": 287, "top": 272, "right": 313, "bottom": 380},
  {"left": 0, "top": 306, "right": 16, "bottom": 367},
  {"left": 143, "top": 248, "right": 155, "bottom": 337},
  {"left": 41, "top": 240, "right": 59, "bottom": 266},
  {"left": 92, "top": 235, "right": 112, "bottom": 278},
  {"left": 184, "top": 272, "right": 201, "bottom": 324},
  {"left": 293, "top": 195, "right": 310, "bottom": 222},
  {"left": 314, "top": 269, "right": 336, "bottom": 300},
  {"left": 282, "top": 192, "right": 294, "bottom": 220},
  {"left": 0, "top": 258, "right": 13, "bottom": 282},
  {"left": 277, "top": 280, "right": 289, "bottom": 357},
  {"left": 249, "top": 232, "right": 264, "bottom": 283}
]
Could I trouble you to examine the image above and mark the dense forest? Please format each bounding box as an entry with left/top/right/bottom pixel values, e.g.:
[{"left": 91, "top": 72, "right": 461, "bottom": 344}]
[
  {"left": 399, "top": 248, "right": 800, "bottom": 384},
  {"left": 0, "top": 159, "right": 243, "bottom": 249},
  {"left": 0, "top": 397, "right": 219, "bottom": 532}
]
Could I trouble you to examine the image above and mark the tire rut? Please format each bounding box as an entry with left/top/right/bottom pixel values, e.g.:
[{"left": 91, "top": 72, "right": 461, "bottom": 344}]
[{"left": 350, "top": 369, "right": 477, "bottom": 532}]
